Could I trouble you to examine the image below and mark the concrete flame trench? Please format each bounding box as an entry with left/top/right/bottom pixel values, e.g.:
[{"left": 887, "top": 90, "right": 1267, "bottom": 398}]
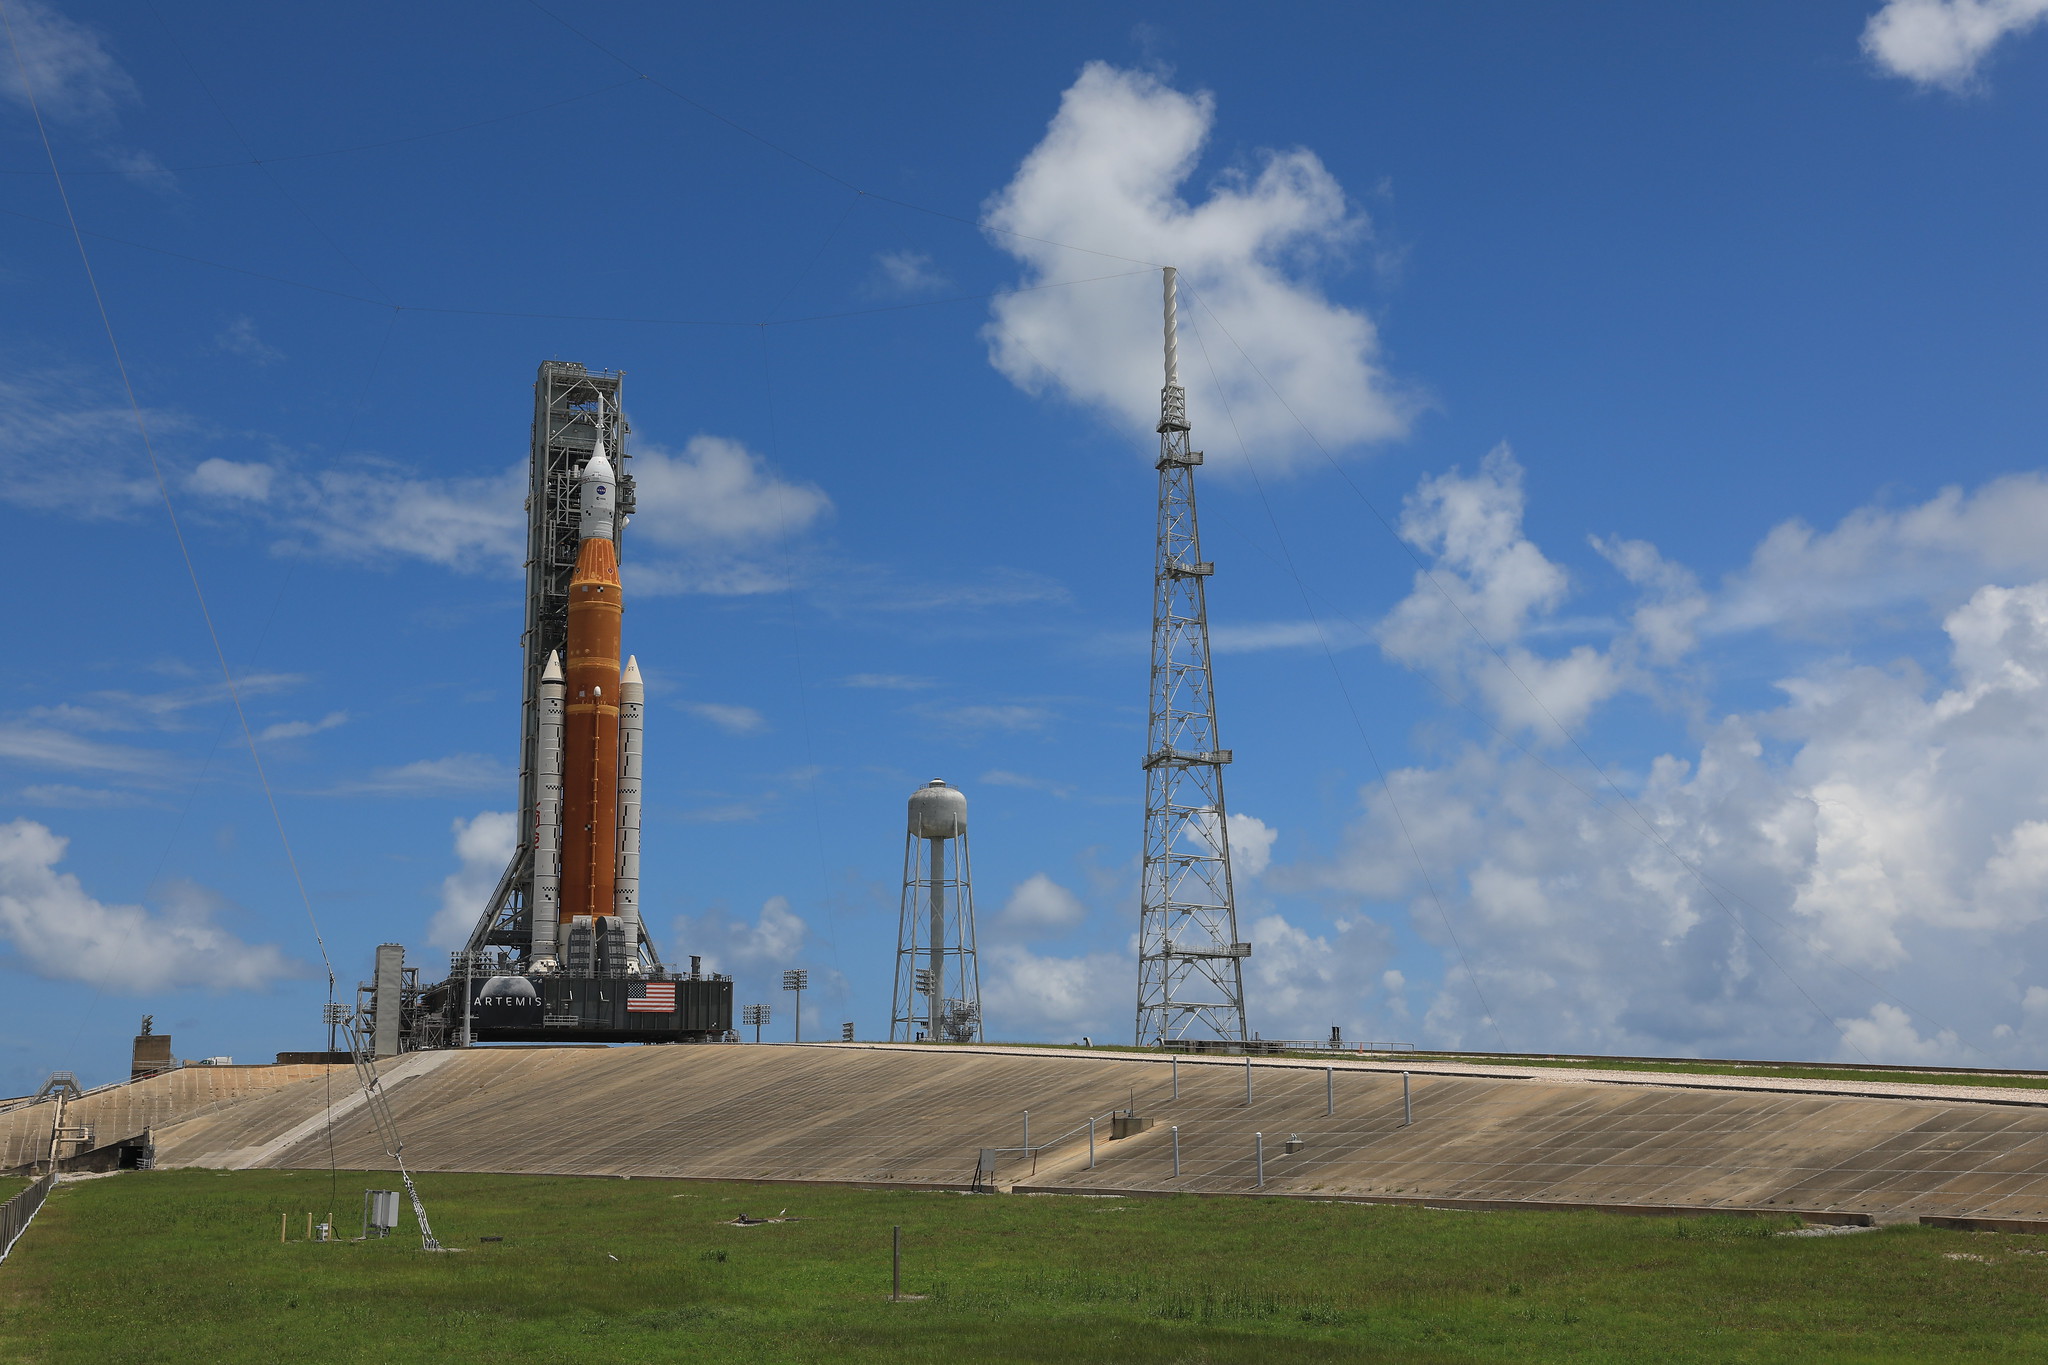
[{"left": 0, "top": 1045, "right": 2032, "bottom": 1227}]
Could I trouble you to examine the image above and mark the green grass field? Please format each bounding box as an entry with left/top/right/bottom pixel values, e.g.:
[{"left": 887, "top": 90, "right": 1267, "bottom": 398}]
[{"left": 3, "top": 1169, "right": 2046, "bottom": 1363}]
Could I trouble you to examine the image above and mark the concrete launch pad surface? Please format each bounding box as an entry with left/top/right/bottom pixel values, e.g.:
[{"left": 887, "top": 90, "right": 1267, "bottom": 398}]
[
  {"left": 89, "top": 1043, "right": 2048, "bottom": 1223},
  {"left": 0, "top": 1063, "right": 349, "bottom": 1171}
]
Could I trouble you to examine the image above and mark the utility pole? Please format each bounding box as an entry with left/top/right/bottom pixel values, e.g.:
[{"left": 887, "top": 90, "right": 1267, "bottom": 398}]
[
  {"left": 1135, "top": 266, "right": 1250, "bottom": 1047},
  {"left": 782, "top": 970, "right": 808, "bottom": 1043}
]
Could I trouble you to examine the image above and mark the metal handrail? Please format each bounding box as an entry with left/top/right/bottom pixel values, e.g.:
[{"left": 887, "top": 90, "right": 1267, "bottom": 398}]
[
  {"left": 982, "top": 1104, "right": 1138, "bottom": 1177},
  {"left": 1161, "top": 1038, "right": 1417, "bottom": 1054}
]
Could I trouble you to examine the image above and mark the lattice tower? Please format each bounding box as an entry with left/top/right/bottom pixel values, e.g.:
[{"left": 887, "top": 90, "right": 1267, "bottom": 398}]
[
  {"left": 465, "top": 363, "right": 659, "bottom": 969},
  {"left": 1136, "top": 268, "right": 1250, "bottom": 1046}
]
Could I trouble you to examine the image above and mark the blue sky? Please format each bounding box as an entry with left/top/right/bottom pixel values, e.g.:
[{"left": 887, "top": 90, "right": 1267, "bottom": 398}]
[{"left": 5, "top": 0, "right": 2048, "bottom": 1089}]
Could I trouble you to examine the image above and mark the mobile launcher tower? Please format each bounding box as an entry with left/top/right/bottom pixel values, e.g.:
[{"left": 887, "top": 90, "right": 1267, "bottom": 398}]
[{"left": 372, "top": 364, "right": 733, "bottom": 1052}]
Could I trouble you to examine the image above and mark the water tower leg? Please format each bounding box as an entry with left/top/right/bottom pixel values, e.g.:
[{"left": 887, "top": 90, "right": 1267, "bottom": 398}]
[{"left": 928, "top": 836, "right": 945, "bottom": 1038}]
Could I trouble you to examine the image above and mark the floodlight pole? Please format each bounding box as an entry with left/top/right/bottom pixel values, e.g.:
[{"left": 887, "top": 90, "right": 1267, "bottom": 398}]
[{"left": 783, "top": 970, "right": 808, "bottom": 1043}]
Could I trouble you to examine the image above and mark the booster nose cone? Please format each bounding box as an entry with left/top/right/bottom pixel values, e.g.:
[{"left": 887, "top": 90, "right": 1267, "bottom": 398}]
[{"left": 578, "top": 445, "right": 617, "bottom": 541}]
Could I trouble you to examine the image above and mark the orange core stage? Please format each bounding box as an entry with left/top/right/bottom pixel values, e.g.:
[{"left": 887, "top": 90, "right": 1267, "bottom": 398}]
[{"left": 559, "top": 534, "right": 622, "bottom": 925}]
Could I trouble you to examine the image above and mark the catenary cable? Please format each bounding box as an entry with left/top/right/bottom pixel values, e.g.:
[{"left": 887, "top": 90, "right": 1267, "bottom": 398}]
[
  {"left": 145, "top": 0, "right": 394, "bottom": 306},
  {"left": 1182, "top": 285, "right": 1875, "bottom": 1062},
  {"left": 3, "top": 1, "right": 339, "bottom": 989},
  {"left": 753, "top": 198, "right": 857, "bottom": 984},
  {"left": 521, "top": 0, "right": 1160, "bottom": 270},
  {"left": 51, "top": 316, "right": 404, "bottom": 1059},
  {"left": 3, "top": 1, "right": 441, "bottom": 1225},
  {"left": 1184, "top": 314, "right": 1510, "bottom": 1050},
  {"left": 0, "top": 78, "right": 640, "bottom": 175},
  {"left": 0, "top": 205, "right": 1153, "bottom": 328},
  {"left": 1192, "top": 499, "right": 1981, "bottom": 1056}
]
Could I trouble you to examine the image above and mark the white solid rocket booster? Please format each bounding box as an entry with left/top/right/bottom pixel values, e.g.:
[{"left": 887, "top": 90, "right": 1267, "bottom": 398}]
[
  {"left": 531, "top": 650, "right": 566, "bottom": 966},
  {"left": 614, "top": 653, "right": 643, "bottom": 962}
]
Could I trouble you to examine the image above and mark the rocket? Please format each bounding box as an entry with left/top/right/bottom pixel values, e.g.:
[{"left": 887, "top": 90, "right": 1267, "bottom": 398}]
[{"left": 532, "top": 440, "right": 641, "bottom": 971}]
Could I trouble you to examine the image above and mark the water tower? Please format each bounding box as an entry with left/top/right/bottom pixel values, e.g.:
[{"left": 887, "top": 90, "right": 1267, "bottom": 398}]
[{"left": 891, "top": 779, "right": 983, "bottom": 1042}]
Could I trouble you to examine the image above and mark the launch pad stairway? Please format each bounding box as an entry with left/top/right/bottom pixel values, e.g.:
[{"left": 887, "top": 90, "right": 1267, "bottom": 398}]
[{"left": 12, "top": 1044, "right": 2034, "bottom": 1224}]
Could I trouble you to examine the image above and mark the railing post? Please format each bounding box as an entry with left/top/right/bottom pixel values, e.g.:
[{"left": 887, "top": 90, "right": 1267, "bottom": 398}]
[
  {"left": 1254, "top": 1131, "right": 1264, "bottom": 1188},
  {"left": 1088, "top": 1116, "right": 1096, "bottom": 1169},
  {"left": 1171, "top": 1124, "right": 1180, "bottom": 1177},
  {"left": 1022, "top": 1109, "right": 1029, "bottom": 1149},
  {"left": 1326, "top": 1065, "right": 1333, "bottom": 1117},
  {"left": 1403, "top": 1071, "right": 1412, "bottom": 1126},
  {"left": 0, "top": 1176, "right": 57, "bottom": 1265}
]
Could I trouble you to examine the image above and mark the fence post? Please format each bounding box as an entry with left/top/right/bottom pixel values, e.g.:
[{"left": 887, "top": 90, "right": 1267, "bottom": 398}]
[
  {"left": 1171, "top": 1125, "right": 1180, "bottom": 1177},
  {"left": 1088, "top": 1116, "right": 1096, "bottom": 1169},
  {"left": 1403, "top": 1071, "right": 1412, "bottom": 1126},
  {"left": 1022, "top": 1110, "right": 1029, "bottom": 1149},
  {"left": 0, "top": 1176, "right": 58, "bottom": 1264},
  {"left": 1244, "top": 1053, "right": 1252, "bottom": 1105},
  {"left": 1254, "top": 1132, "right": 1264, "bottom": 1188},
  {"left": 1172, "top": 1055, "right": 1179, "bottom": 1099}
]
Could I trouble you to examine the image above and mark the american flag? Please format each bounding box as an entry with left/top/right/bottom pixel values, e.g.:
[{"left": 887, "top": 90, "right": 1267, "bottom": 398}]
[{"left": 627, "top": 982, "right": 677, "bottom": 1013}]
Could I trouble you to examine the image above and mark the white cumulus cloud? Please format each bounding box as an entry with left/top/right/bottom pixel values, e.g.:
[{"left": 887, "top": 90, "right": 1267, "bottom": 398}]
[
  {"left": 983, "top": 62, "right": 1409, "bottom": 468},
  {"left": 980, "top": 943, "right": 1129, "bottom": 1040},
  {"left": 1379, "top": 445, "right": 1623, "bottom": 736},
  {"left": 283, "top": 458, "right": 527, "bottom": 573},
  {"left": 1713, "top": 471, "right": 2048, "bottom": 634},
  {"left": 188, "top": 458, "right": 277, "bottom": 502},
  {"left": 323, "top": 754, "right": 510, "bottom": 797},
  {"left": 630, "top": 436, "right": 830, "bottom": 548},
  {"left": 1863, "top": 0, "right": 2048, "bottom": 91},
  {"left": 681, "top": 701, "right": 769, "bottom": 736},
  {"left": 1227, "top": 813, "right": 1278, "bottom": 879},
  {"left": 0, "top": 0, "right": 135, "bottom": 127},
  {"left": 991, "top": 872, "right": 1088, "bottom": 939},
  {"left": 215, "top": 316, "right": 284, "bottom": 366},
  {"left": 869, "top": 250, "right": 948, "bottom": 296},
  {"left": 258, "top": 711, "right": 346, "bottom": 742},
  {"left": 427, "top": 810, "right": 516, "bottom": 948},
  {"left": 674, "top": 895, "right": 810, "bottom": 973},
  {"left": 1242, "top": 911, "right": 1397, "bottom": 1043},
  {"left": 0, "top": 819, "right": 301, "bottom": 991},
  {"left": 1305, "top": 457, "right": 2048, "bottom": 1064}
]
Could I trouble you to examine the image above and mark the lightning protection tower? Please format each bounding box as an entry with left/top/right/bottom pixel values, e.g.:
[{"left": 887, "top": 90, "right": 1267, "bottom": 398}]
[
  {"left": 1135, "top": 267, "right": 1251, "bottom": 1047},
  {"left": 891, "top": 780, "right": 982, "bottom": 1043}
]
